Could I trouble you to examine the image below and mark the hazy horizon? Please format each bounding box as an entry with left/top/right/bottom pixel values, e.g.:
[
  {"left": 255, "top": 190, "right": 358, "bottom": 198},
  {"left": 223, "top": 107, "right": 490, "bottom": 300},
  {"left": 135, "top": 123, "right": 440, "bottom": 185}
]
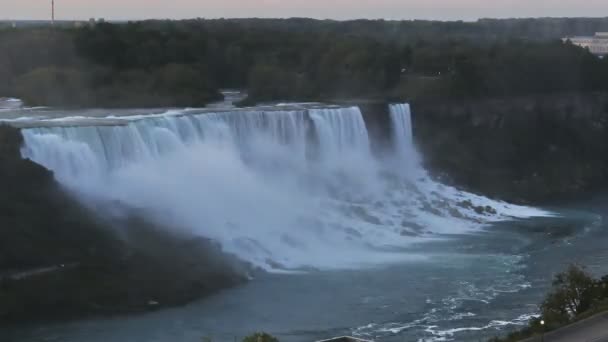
[{"left": 3, "top": 0, "right": 608, "bottom": 22}]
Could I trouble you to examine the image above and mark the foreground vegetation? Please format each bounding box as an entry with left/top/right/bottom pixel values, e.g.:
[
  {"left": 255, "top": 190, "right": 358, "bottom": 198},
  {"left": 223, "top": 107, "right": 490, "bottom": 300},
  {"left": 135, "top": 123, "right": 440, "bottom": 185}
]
[
  {"left": 201, "top": 333, "right": 279, "bottom": 342},
  {"left": 1, "top": 18, "right": 608, "bottom": 107},
  {"left": 490, "top": 265, "right": 608, "bottom": 341}
]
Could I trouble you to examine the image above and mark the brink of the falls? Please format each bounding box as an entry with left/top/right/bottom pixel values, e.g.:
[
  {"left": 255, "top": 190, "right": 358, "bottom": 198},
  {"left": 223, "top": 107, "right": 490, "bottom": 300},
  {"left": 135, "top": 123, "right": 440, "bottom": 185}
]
[{"left": 20, "top": 104, "right": 551, "bottom": 271}]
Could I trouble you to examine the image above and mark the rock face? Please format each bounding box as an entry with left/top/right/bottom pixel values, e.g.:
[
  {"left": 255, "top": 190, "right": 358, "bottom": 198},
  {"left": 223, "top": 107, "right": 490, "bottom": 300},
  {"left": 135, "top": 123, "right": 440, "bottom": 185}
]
[
  {"left": 0, "top": 125, "right": 248, "bottom": 323},
  {"left": 411, "top": 92, "right": 608, "bottom": 203}
]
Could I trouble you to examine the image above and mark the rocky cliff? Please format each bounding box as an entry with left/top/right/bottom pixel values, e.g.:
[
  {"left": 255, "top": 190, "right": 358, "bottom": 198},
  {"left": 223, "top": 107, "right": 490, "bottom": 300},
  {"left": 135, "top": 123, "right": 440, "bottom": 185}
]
[
  {"left": 411, "top": 92, "right": 608, "bottom": 203},
  {"left": 0, "top": 125, "right": 248, "bottom": 323}
]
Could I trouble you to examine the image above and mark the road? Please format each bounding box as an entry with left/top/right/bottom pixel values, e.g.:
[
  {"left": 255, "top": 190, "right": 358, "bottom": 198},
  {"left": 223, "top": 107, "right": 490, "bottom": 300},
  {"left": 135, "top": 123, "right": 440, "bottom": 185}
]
[{"left": 521, "top": 312, "right": 608, "bottom": 342}]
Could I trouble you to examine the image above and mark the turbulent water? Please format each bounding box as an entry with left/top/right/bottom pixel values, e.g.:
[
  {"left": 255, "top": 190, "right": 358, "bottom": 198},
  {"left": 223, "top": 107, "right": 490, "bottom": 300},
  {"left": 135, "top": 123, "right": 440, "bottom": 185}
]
[
  {"left": 19, "top": 103, "right": 549, "bottom": 271},
  {"left": 7, "top": 102, "right": 608, "bottom": 342}
]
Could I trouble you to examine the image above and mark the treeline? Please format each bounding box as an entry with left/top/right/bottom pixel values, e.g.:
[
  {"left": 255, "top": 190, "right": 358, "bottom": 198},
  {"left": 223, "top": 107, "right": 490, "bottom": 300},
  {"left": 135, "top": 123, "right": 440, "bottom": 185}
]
[
  {"left": 0, "top": 28, "right": 221, "bottom": 107},
  {"left": 195, "top": 17, "right": 608, "bottom": 46},
  {"left": 1, "top": 18, "right": 608, "bottom": 107}
]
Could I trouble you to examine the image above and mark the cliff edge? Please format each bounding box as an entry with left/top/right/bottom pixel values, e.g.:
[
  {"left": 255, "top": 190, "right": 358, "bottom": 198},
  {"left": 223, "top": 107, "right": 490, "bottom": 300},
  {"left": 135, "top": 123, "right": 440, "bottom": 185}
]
[
  {"left": 0, "top": 125, "right": 248, "bottom": 323},
  {"left": 412, "top": 92, "right": 608, "bottom": 203}
]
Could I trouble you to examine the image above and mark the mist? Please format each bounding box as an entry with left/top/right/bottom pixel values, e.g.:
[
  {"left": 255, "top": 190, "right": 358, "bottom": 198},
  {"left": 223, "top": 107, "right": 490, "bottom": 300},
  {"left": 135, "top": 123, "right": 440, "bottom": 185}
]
[{"left": 20, "top": 105, "right": 551, "bottom": 271}]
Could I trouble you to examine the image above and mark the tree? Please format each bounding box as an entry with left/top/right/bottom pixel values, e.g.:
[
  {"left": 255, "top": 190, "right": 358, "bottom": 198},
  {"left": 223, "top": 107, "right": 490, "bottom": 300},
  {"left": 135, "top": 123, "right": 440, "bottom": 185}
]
[
  {"left": 242, "top": 333, "right": 279, "bottom": 342},
  {"left": 14, "top": 67, "right": 90, "bottom": 107},
  {"left": 247, "top": 64, "right": 307, "bottom": 102},
  {"left": 491, "top": 265, "right": 608, "bottom": 341},
  {"left": 541, "top": 265, "right": 600, "bottom": 325}
]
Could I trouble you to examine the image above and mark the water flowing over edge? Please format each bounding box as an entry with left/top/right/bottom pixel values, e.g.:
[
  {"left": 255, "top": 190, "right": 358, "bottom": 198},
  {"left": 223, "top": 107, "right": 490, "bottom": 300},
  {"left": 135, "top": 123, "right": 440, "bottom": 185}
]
[{"left": 19, "top": 103, "right": 552, "bottom": 271}]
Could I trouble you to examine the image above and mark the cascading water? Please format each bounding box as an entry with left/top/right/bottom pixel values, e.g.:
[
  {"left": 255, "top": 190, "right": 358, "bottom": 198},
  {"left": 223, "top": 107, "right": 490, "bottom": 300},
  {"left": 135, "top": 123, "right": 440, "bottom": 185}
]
[
  {"left": 20, "top": 104, "right": 551, "bottom": 271},
  {"left": 389, "top": 104, "right": 416, "bottom": 160}
]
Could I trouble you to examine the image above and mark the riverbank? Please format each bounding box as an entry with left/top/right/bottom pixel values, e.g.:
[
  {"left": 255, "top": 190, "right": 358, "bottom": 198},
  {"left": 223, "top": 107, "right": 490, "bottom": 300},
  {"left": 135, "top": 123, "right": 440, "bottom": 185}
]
[
  {"left": 519, "top": 311, "right": 608, "bottom": 342},
  {"left": 0, "top": 125, "right": 249, "bottom": 323},
  {"left": 489, "top": 264, "right": 608, "bottom": 342},
  {"left": 6, "top": 206, "right": 606, "bottom": 342}
]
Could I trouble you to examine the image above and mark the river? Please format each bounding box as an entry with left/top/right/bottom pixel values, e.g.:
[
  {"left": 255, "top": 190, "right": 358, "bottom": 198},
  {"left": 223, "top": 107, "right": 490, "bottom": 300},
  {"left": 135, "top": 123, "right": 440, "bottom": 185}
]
[{"left": 2, "top": 100, "right": 606, "bottom": 342}]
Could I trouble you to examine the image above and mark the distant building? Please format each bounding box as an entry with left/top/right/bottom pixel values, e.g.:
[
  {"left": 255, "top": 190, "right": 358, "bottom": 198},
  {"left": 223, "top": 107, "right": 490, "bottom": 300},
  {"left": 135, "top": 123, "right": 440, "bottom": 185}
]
[{"left": 563, "top": 32, "right": 608, "bottom": 56}]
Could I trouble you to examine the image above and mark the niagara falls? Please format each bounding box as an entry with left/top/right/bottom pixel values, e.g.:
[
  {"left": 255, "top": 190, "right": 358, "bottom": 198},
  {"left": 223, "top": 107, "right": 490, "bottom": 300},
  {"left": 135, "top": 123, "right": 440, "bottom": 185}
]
[{"left": 3, "top": 8, "right": 608, "bottom": 342}]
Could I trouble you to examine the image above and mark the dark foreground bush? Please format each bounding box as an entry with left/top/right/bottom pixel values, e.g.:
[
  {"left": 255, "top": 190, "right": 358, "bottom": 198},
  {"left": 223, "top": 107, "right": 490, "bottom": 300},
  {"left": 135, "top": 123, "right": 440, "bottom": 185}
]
[
  {"left": 490, "top": 265, "right": 608, "bottom": 341},
  {"left": 242, "top": 333, "right": 280, "bottom": 342}
]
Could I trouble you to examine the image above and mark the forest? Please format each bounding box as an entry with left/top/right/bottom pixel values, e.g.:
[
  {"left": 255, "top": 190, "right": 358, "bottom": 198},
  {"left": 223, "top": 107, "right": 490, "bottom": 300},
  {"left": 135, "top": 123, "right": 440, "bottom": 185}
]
[{"left": 1, "top": 18, "right": 608, "bottom": 107}]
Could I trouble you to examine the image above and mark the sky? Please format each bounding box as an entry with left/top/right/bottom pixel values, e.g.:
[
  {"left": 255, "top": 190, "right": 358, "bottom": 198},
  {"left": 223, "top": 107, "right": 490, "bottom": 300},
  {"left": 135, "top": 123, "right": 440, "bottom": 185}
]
[{"left": 3, "top": 0, "right": 608, "bottom": 21}]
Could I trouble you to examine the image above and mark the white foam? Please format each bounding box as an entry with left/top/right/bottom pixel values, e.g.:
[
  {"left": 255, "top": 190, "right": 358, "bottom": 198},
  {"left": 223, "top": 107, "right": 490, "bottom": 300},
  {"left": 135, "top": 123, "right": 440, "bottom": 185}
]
[
  {"left": 355, "top": 311, "right": 538, "bottom": 342},
  {"left": 352, "top": 253, "right": 536, "bottom": 341},
  {"left": 0, "top": 116, "right": 46, "bottom": 122},
  {"left": 422, "top": 311, "right": 539, "bottom": 341},
  {"left": 20, "top": 104, "right": 553, "bottom": 271}
]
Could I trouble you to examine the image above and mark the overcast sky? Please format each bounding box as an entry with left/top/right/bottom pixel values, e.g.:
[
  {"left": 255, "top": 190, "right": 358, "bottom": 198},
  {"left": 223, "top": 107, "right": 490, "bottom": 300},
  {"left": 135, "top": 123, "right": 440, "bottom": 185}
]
[{"left": 3, "top": 0, "right": 608, "bottom": 21}]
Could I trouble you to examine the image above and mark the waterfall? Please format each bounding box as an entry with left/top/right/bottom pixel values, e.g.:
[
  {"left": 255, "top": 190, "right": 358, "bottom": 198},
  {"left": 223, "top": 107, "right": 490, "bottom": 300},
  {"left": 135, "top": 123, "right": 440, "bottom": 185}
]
[
  {"left": 21, "top": 110, "right": 313, "bottom": 183},
  {"left": 389, "top": 103, "right": 422, "bottom": 173},
  {"left": 309, "top": 107, "right": 371, "bottom": 157},
  {"left": 20, "top": 104, "right": 552, "bottom": 271},
  {"left": 389, "top": 103, "right": 413, "bottom": 151}
]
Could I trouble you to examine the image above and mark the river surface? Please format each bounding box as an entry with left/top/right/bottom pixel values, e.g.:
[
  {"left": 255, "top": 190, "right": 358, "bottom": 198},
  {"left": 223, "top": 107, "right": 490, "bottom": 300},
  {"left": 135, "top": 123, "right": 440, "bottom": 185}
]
[
  {"left": 4, "top": 203, "right": 608, "bottom": 342},
  {"left": 2, "top": 100, "right": 608, "bottom": 342}
]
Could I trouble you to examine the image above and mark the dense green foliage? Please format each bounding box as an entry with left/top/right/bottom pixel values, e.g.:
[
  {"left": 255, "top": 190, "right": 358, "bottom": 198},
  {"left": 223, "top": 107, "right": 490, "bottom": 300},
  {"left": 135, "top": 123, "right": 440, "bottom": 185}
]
[
  {"left": 201, "top": 333, "right": 280, "bottom": 342},
  {"left": 1, "top": 18, "right": 608, "bottom": 107},
  {"left": 490, "top": 265, "right": 608, "bottom": 342},
  {"left": 412, "top": 93, "right": 608, "bottom": 203}
]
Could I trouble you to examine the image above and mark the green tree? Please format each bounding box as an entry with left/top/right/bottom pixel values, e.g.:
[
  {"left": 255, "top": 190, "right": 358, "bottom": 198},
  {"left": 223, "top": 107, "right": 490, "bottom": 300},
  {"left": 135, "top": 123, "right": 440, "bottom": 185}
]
[
  {"left": 14, "top": 67, "right": 90, "bottom": 107},
  {"left": 541, "top": 264, "right": 599, "bottom": 324},
  {"left": 490, "top": 265, "right": 608, "bottom": 342},
  {"left": 242, "top": 332, "right": 279, "bottom": 342}
]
